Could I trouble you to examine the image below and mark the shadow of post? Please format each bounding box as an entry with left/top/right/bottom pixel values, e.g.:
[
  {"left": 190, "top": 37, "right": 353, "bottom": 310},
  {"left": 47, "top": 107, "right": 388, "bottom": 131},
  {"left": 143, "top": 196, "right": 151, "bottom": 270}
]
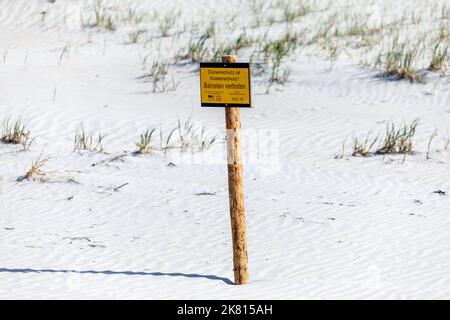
[{"left": 0, "top": 268, "right": 233, "bottom": 285}]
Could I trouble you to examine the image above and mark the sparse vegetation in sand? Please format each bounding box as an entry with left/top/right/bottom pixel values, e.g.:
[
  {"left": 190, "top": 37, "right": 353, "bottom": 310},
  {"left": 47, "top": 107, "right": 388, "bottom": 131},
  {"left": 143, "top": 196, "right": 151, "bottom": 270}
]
[
  {"left": 158, "top": 11, "right": 179, "bottom": 38},
  {"left": 375, "top": 39, "right": 423, "bottom": 83},
  {"left": 350, "top": 119, "right": 419, "bottom": 158},
  {"left": 134, "top": 128, "right": 156, "bottom": 155},
  {"left": 106, "top": 117, "right": 221, "bottom": 159},
  {"left": 73, "top": 125, "right": 106, "bottom": 153},
  {"left": 429, "top": 42, "right": 449, "bottom": 72},
  {"left": 263, "top": 33, "right": 299, "bottom": 92},
  {"left": 143, "top": 61, "right": 179, "bottom": 93},
  {"left": 180, "top": 36, "right": 209, "bottom": 63},
  {"left": 176, "top": 117, "right": 218, "bottom": 152},
  {"left": 0, "top": 117, "right": 34, "bottom": 151},
  {"left": 17, "top": 157, "right": 49, "bottom": 182},
  {"left": 376, "top": 119, "right": 419, "bottom": 155},
  {"left": 133, "top": 118, "right": 219, "bottom": 156},
  {"left": 71, "top": 0, "right": 450, "bottom": 90},
  {"left": 128, "top": 29, "right": 147, "bottom": 44},
  {"left": 352, "top": 132, "right": 379, "bottom": 157},
  {"left": 92, "top": 0, "right": 116, "bottom": 31},
  {"left": 426, "top": 128, "right": 438, "bottom": 160}
]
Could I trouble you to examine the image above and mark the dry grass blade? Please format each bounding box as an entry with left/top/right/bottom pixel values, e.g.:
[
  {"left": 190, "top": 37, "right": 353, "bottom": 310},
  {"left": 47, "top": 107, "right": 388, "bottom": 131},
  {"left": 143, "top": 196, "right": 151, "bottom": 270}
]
[
  {"left": 352, "top": 132, "right": 378, "bottom": 157},
  {"left": 17, "top": 157, "right": 49, "bottom": 182},
  {"left": 164, "top": 127, "right": 178, "bottom": 150}
]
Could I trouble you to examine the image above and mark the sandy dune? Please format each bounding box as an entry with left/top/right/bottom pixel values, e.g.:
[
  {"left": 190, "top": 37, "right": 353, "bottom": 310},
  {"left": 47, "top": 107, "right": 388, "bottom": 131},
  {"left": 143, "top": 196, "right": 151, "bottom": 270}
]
[{"left": 0, "top": 0, "right": 449, "bottom": 299}]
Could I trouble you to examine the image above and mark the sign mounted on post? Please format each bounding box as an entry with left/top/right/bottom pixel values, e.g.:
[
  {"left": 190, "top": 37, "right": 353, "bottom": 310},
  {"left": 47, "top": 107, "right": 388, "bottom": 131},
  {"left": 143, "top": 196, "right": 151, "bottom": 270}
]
[
  {"left": 200, "top": 56, "right": 250, "bottom": 286},
  {"left": 200, "top": 62, "right": 251, "bottom": 108}
]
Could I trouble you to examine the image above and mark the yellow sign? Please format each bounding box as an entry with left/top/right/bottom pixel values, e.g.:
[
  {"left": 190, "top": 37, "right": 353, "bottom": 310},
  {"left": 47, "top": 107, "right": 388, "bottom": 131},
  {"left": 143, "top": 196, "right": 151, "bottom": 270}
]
[{"left": 200, "top": 62, "right": 251, "bottom": 107}]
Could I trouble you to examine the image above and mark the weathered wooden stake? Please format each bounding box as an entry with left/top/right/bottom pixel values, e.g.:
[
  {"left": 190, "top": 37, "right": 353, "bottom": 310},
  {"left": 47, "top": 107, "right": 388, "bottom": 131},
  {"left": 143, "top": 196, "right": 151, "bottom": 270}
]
[{"left": 222, "top": 55, "right": 249, "bottom": 285}]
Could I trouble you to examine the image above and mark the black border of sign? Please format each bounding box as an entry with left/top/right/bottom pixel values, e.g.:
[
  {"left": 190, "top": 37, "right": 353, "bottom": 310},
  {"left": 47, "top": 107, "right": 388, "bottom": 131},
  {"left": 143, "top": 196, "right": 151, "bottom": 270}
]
[{"left": 200, "top": 62, "right": 252, "bottom": 108}]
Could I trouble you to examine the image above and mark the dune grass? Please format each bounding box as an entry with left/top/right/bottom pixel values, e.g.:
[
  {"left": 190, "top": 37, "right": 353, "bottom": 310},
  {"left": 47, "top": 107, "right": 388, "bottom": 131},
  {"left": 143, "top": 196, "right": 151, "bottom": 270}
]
[
  {"left": 351, "top": 119, "right": 419, "bottom": 157},
  {"left": 73, "top": 125, "right": 106, "bottom": 153},
  {"left": 0, "top": 117, "right": 34, "bottom": 151}
]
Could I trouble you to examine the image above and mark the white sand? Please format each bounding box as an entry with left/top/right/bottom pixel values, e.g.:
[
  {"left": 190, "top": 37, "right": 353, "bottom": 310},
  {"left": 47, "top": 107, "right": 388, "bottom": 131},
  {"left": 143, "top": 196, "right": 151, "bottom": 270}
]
[{"left": 0, "top": 0, "right": 449, "bottom": 299}]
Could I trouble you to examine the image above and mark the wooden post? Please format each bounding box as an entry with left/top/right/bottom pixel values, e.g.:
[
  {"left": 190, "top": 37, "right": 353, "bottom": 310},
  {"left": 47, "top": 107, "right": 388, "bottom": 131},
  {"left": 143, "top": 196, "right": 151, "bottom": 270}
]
[{"left": 222, "top": 55, "right": 249, "bottom": 285}]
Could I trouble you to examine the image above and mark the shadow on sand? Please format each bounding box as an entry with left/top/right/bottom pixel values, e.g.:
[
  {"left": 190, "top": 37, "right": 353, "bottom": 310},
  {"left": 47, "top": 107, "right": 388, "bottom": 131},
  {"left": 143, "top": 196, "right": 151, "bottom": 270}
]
[{"left": 0, "top": 268, "right": 233, "bottom": 285}]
